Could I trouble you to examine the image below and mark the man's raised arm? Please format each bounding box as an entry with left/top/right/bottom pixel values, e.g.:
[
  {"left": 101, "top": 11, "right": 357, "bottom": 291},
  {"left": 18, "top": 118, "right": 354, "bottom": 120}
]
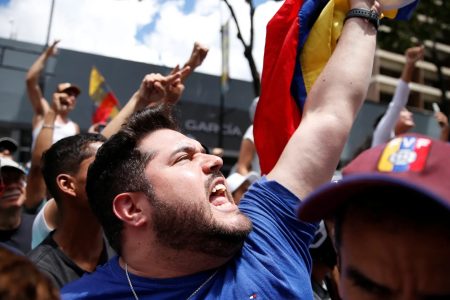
[
  {"left": 268, "top": 0, "right": 381, "bottom": 199},
  {"left": 25, "top": 41, "right": 60, "bottom": 127}
]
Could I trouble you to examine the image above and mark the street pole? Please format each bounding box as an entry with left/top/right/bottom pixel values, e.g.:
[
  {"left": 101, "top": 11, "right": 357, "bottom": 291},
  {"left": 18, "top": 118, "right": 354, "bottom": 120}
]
[{"left": 45, "top": 0, "right": 55, "bottom": 46}]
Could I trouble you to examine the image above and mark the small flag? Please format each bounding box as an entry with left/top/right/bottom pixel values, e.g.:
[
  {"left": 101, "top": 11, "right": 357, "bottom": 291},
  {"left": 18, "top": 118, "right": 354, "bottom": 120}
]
[{"left": 89, "top": 66, "right": 120, "bottom": 124}]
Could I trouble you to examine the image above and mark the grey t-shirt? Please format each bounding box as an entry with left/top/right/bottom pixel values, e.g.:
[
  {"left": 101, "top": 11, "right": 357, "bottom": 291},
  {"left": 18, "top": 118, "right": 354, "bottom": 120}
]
[{"left": 27, "top": 232, "right": 114, "bottom": 288}]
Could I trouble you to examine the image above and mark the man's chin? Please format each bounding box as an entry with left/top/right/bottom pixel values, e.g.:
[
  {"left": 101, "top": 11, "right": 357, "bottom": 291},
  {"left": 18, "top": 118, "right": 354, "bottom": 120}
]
[{"left": 0, "top": 202, "right": 22, "bottom": 212}]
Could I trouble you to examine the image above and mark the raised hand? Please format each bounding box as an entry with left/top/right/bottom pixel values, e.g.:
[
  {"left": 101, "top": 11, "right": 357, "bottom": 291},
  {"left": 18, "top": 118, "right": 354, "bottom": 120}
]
[
  {"left": 435, "top": 111, "right": 449, "bottom": 128},
  {"left": 180, "top": 42, "right": 209, "bottom": 82},
  {"left": 45, "top": 39, "right": 61, "bottom": 58},
  {"left": 165, "top": 65, "right": 191, "bottom": 104},
  {"left": 350, "top": 0, "right": 381, "bottom": 12},
  {"left": 136, "top": 72, "right": 182, "bottom": 108},
  {"left": 405, "top": 45, "right": 425, "bottom": 65},
  {"left": 51, "top": 92, "right": 65, "bottom": 114}
]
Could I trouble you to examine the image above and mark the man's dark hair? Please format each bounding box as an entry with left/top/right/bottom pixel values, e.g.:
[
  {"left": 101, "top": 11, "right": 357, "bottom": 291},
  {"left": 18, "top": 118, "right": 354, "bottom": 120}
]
[
  {"left": 41, "top": 133, "right": 106, "bottom": 203},
  {"left": 334, "top": 185, "right": 450, "bottom": 250},
  {"left": 0, "top": 247, "right": 60, "bottom": 300},
  {"left": 86, "top": 104, "right": 178, "bottom": 254}
]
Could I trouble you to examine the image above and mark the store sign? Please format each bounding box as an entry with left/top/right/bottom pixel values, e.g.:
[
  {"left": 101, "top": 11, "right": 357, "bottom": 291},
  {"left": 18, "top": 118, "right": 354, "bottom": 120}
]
[{"left": 184, "top": 119, "right": 242, "bottom": 136}]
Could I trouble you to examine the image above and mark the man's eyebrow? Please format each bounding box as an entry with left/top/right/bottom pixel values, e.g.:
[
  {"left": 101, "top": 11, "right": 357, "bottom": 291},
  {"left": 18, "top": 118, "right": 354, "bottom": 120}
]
[
  {"left": 345, "top": 266, "right": 393, "bottom": 297},
  {"left": 169, "top": 144, "right": 205, "bottom": 158}
]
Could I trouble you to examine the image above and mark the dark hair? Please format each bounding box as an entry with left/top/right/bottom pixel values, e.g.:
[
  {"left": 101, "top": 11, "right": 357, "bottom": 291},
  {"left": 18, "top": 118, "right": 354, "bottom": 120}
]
[
  {"left": 334, "top": 186, "right": 450, "bottom": 249},
  {"left": 86, "top": 105, "right": 178, "bottom": 254},
  {"left": 0, "top": 247, "right": 60, "bottom": 300},
  {"left": 41, "top": 133, "right": 106, "bottom": 203},
  {"left": 310, "top": 235, "right": 337, "bottom": 270}
]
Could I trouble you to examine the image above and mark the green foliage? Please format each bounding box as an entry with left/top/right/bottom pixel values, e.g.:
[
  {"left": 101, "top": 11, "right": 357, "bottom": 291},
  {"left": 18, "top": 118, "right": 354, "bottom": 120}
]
[{"left": 378, "top": 0, "right": 450, "bottom": 53}]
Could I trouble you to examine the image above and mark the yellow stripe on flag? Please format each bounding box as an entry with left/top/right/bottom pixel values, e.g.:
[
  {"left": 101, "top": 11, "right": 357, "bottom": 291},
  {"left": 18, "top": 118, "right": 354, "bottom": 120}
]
[
  {"left": 300, "top": 0, "right": 414, "bottom": 95},
  {"left": 89, "top": 66, "right": 105, "bottom": 99},
  {"left": 378, "top": 137, "right": 402, "bottom": 172},
  {"left": 110, "top": 106, "right": 119, "bottom": 118},
  {"left": 300, "top": 0, "right": 348, "bottom": 95}
]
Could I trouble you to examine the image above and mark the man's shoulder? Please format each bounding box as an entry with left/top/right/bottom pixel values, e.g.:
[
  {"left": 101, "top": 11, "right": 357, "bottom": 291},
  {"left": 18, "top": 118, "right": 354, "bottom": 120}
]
[
  {"left": 61, "top": 257, "right": 119, "bottom": 298},
  {"left": 241, "top": 177, "right": 302, "bottom": 207},
  {"left": 27, "top": 236, "right": 59, "bottom": 265}
]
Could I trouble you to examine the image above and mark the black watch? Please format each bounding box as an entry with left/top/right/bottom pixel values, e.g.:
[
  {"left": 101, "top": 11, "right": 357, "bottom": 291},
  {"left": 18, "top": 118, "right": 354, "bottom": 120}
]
[{"left": 345, "top": 8, "right": 380, "bottom": 31}]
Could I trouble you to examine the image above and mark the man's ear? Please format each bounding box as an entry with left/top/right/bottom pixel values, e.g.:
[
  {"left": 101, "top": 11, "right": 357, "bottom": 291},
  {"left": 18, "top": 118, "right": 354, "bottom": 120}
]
[
  {"left": 113, "top": 192, "right": 148, "bottom": 227},
  {"left": 56, "top": 174, "right": 76, "bottom": 197}
]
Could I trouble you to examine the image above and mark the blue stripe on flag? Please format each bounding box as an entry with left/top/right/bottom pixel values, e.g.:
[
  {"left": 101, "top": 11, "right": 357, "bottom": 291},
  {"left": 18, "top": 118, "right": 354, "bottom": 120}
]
[{"left": 291, "top": 0, "right": 328, "bottom": 112}]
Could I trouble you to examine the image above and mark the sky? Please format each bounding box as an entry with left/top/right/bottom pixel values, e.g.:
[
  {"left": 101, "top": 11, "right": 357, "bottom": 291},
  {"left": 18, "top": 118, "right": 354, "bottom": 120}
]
[{"left": 0, "top": 0, "right": 283, "bottom": 81}]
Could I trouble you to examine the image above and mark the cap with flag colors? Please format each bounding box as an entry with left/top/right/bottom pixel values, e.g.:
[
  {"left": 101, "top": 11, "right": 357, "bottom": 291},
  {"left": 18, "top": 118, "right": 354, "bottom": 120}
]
[
  {"left": 254, "top": 0, "right": 421, "bottom": 175},
  {"left": 89, "top": 66, "right": 120, "bottom": 124},
  {"left": 298, "top": 133, "right": 450, "bottom": 223}
]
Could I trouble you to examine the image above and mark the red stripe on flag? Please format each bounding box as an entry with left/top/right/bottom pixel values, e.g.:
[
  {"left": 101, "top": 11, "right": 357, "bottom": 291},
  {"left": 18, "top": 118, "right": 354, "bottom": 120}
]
[
  {"left": 92, "top": 92, "right": 119, "bottom": 124},
  {"left": 409, "top": 138, "right": 431, "bottom": 172},
  {"left": 254, "top": 0, "right": 304, "bottom": 175}
]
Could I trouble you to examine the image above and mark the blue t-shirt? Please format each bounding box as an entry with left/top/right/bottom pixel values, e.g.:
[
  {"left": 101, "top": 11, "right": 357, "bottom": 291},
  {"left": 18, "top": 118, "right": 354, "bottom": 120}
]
[{"left": 62, "top": 177, "right": 317, "bottom": 299}]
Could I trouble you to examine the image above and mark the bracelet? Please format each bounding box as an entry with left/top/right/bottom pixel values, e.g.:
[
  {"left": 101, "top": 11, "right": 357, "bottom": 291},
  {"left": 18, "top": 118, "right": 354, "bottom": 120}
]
[
  {"left": 345, "top": 8, "right": 380, "bottom": 31},
  {"left": 42, "top": 124, "right": 54, "bottom": 129}
]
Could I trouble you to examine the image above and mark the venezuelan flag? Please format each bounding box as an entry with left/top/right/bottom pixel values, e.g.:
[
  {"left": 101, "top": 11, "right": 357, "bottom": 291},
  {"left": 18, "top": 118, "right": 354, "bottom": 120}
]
[
  {"left": 89, "top": 66, "right": 120, "bottom": 124},
  {"left": 378, "top": 136, "right": 431, "bottom": 173},
  {"left": 254, "top": 0, "right": 420, "bottom": 175}
]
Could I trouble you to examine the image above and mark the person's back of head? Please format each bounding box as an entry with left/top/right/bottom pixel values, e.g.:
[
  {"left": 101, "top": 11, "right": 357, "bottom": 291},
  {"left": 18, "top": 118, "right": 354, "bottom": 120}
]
[
  {"left": 299, "top": 133, "right": 450, "bottom": 299},
  {"left": 41, "top": 133, "right": 106, "bottom": 204},
  {"left": 333, "top": 187, "right": 450, "bottom": 300},
  {"left": 0, "top": 247, "right": 60, "bottom": 300},
  {"left": 0, "top": 137, "right": 18, "bottom": 160},
  {"left": 86, "top": 104, "right": 178, "bottom": 254}
]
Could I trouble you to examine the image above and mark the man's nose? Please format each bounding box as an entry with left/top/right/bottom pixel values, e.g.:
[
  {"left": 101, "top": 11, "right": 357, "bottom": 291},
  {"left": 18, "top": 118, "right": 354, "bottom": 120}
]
[{"left": 201, "top": 154, "right": 223, "bottom": 174}]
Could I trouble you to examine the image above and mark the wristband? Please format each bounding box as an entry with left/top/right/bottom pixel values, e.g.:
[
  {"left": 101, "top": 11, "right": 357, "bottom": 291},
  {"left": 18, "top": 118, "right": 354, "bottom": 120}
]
[
  {"left": 345, "top": 8, "right": 380, "bottom": 31},
  {"left": 42, "top": 124, "right": 54, "bottom": 129}
]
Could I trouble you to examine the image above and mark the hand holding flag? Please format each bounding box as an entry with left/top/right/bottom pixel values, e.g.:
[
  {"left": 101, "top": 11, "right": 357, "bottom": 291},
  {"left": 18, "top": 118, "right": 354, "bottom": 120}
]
[{"left": 254, "top": 0, "right": 420, "bottom": 175}]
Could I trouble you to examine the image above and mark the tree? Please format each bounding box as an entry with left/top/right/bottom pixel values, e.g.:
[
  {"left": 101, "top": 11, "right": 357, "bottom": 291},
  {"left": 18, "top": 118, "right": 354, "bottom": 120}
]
[
  {"left": 222, "top": 0, "right": 283, "bottom": 97},
  {"left": 378, "top": 0, "right": 450, "bottom": 112}
]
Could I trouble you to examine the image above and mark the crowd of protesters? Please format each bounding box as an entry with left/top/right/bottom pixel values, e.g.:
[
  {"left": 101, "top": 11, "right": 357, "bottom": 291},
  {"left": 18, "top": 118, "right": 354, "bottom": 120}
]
[{"left": 1, "top": 0, "right": 450, "bottom": 299}]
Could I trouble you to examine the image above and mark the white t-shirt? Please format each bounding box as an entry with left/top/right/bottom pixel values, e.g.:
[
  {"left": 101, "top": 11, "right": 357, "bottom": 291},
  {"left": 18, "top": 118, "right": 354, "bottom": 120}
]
[{"left": 31, "top": 119, "right": 78, "bottom": 149}]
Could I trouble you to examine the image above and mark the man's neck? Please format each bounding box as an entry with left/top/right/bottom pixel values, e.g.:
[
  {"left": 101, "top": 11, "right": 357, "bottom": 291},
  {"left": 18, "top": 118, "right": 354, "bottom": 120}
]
[
  {"left": 0, "top": 207, "right": 22, "bottom": 230},
  {"left": 53, "top": 207, "right": 105, "bottom": 272},
  {"left": 121, "top": 239, "right": 232, "bottom": 279},
  {"left": 55, "top": 113, "right": 70, "bottom": 123}
]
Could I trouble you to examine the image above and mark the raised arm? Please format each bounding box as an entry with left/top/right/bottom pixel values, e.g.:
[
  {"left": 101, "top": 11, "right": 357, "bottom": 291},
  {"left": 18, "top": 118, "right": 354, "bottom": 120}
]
[
  {"left": 401, "top": 45, "right": 424, "bottom": 83},
  {"left": 24, "top": 92, "right": 65, "bottom": 210},
  {"left": 180, "top": 42, "right": 209, "bottom": 82},
  {"left": 101, "top": 68, "right": 189, "bottom": 139},
  {"left": 267, "top": 0, "right": 380, "bottom": 200},
  {"left": 372, "top": 45, "right": 424, "bottom": 147},
  {"left": 25, "top": 40, "right": 60, "bottom": 128}
]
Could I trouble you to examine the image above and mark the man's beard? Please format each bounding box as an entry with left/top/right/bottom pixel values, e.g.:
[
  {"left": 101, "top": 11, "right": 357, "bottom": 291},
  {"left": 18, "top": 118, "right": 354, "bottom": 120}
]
[
  {"left": 0, "top": 206, "right": 22, "bottom": 230},
  {"left": 149, "top": 181, "right": 252, "bottom": 258}
]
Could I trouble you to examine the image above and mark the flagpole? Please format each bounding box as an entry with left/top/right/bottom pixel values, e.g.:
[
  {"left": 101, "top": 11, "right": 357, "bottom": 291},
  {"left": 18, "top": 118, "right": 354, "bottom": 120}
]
[
  {"left": 45, "top": 0, "right": 55, "bottom": 46},
  {"left": 38, "top": 0, "right": 55, "bottom": 94},
  {"left": 219, "top": 3, "right": 230, "bottom": 149}
]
